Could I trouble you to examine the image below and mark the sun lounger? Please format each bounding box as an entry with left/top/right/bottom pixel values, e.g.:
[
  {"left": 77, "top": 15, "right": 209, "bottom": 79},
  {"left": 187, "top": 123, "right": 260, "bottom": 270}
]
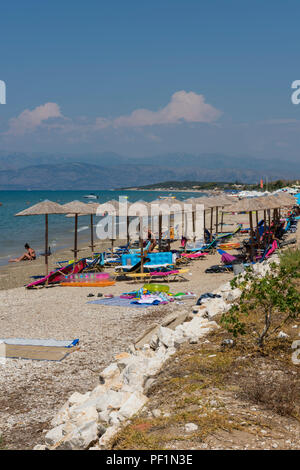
[
  {"left": 181, "top": 252, "right": 206, "bottom": 259},
  {"left": 26, "top": 258, "right": 87, "bottom": 288},
  {"left": 129, "top": 241, "right": 151, "bottom": 254},
  {"left": 124, "top": 268, "right": 189, "bottom": 282}
]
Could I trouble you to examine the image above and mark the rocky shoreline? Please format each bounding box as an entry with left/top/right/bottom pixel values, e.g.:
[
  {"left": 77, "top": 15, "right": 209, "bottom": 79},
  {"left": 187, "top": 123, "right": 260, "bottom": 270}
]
[{"left": 36, "top": 257, "right": 278, "bottom": 451}]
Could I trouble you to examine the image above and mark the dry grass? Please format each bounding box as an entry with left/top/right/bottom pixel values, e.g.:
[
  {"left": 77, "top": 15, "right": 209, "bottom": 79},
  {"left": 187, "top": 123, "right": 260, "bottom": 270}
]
[
  {"left": 238, "top": 370, "right": 300, "bottom": 418},
  {"left": 110, "top": 317, "right": 300, "bottom": 450}
]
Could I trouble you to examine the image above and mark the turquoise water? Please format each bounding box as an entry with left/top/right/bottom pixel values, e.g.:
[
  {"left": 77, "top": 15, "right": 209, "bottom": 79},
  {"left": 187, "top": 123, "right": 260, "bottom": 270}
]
[{"left": 0, "top": 190, "right": 205, "bottom": 265}]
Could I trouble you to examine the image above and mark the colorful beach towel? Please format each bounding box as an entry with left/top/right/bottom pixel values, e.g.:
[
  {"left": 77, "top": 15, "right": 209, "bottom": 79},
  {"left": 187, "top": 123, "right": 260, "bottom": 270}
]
[
  {"left": 88, "top": 297, "right": 155, "bottom": 308},
  {"left": 0, "top": 338, "right": 79, "bottom": 348}
]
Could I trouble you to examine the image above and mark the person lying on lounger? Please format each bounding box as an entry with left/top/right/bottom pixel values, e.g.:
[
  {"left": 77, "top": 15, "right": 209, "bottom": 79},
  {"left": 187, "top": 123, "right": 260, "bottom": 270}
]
[{"left": 9, "top": 243, "right": 36, "bottom": 262}]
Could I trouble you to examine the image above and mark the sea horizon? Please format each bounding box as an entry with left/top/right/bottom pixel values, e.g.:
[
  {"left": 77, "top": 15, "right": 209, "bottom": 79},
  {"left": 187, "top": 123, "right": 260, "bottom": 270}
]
[{"left": 0, "top": 189, "right": 206, "bottom": 266}]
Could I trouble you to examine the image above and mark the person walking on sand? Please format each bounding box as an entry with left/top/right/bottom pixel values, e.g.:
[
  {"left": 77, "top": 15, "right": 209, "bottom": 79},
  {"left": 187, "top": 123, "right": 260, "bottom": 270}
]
[{"left": 9, "top": 243, "right": 36, "bottom": 262}]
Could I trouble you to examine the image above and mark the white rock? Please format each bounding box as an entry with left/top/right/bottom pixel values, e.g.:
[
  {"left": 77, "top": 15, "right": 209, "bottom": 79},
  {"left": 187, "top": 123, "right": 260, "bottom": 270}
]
[
  {"left": 98, "top": 410, "right": 111, "bottom": 423},
  {"left": 96, "top": 390, "right": 131, "bottom": 412},
  {"left": 68, "top": 391, "right": 91, "bottom": 406},
  {"left": 119, "top": 391, "right": 148, "bottom": 419},
  {"left": 45, "top": 424, "right": 64, "bottom": 446},
  {"left": 157, "top": 326, "right": 175, "bottom": 348},
  {"left": 98, "top": 425, "right": 121, "bottom": 449},
  {"left": 224, "top": 288, "right": 241, "bottom": 302},
  {"left": 109, "top": 411, "right": 122, "bottom": 425},
  {"left": 99, "top": 363, "right": 120, "bottom": 384},
  {"left": 50, "top": 401, "right": 70, "bottom": 427},
  {"left": 149, "top": 334, "right": 160, "bottom": 350},
  {"left": 152, "top": 409, "right": 161, "bottom": 418},
  {"left": 122, "top": 359, "right": 147, "bottom": 392},
  {"left": 204, "top": 299, "right": 229, "bottom": 317},
  {"left": 89, "top": 384, "right": 107, "bottom": 399},
  {"left": 278, "top": 331, "right": 289, "bottom": 339},
  {"left": 33, "top": 444, "right": 47, "bottom": 450},
  {"left": 176, "top": 317, "right": 218, "bottom": 340},
  {"left": 122, "top": 355, "right": 165, "bottom": 392},
  {"left": 60, "top": 420, "right": 99, "bottom": 450},
  {"left": 185, "top": 422, "right": 198, "bottom": 432},
  {"left": 69, "top": 400, "right": 98, "bottom": 425}
]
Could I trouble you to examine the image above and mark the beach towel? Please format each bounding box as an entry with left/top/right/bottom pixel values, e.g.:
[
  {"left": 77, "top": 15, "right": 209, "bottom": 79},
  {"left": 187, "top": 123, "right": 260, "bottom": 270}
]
[
  {"left": 181, "top": 252, "right": 206, "bottom": 258},
  {"left": 88, "top": 297, "right": 155, "bottom": 308},
  {"left": 0, "top": 343, "right": 78, "bottom": 361},
  {"left": 0, "top": 338, "right": 79, "bottom": 348},
  {"left": 217, "top": 249, "right": 237, "bottom": 264},
  {"left": 131, "top": 294, "right": 168, "bottom": 305}
]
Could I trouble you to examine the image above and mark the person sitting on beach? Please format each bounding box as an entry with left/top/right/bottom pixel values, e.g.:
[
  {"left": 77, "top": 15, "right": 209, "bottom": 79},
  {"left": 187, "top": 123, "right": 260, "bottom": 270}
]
[
  {"left": 145, "top": 228, "right": 158, "bottom": 252},
  {"left": 9, "top": 243, "right": 36, "bottom": 262}
]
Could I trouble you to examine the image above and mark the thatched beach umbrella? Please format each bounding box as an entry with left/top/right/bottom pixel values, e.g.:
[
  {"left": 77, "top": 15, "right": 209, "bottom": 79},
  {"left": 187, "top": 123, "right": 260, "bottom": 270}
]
[
  {"left": 62, "top": 201, "right": 94, "bottom": 260},
  {"left": 184, "top": 197, "right": 212, "bottom": 241},
  {"left": 15, "top": 200, "right": 67, "bottom": 275},
  {"left": 186, "top": 196, "right": 233, "bottom": 241},
  {"left": 273, "top": 192, "right": 296, "bottom": 208},
  {"left": 151, "top": 198, "right": 184, "bottom": 248},
  {"left": 205, "top": 196, "right": 235, "bottom": 236},
  {"left": 96, "top": 199, "right": 129, "bottom": 251},
  {"left": 128, "top": 201, "right": 152, "bottom": 273},
  {"left": 223, "top": 197, "right": 273, "bottom": 260},
  {"left": 66, "top": 202, "right": 99, "bottom": 254}
]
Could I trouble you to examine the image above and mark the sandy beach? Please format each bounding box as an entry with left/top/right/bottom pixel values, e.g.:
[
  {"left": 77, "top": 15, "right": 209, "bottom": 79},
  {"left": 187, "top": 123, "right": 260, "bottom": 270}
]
[{"left": 0, "top": 232, "right": 239, "bottom": 449}]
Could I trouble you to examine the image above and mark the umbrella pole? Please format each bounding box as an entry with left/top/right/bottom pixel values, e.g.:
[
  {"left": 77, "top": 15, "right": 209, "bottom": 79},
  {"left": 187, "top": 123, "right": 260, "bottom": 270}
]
[
  {"left": 159, "top": 214, "right": 162, "bottom": 251},
  {"left": 167, "top": 215, "right": 171, "bottom": 251},
  {"left": 139, "top": 218, "right": 144, "bottom": 273},
  {"left": 74, "top": 214, "right": 78, "bottom": 261},
  {"left": 255, "top": 211, "right": 260, "bottom": 245},
  {"left": 220, "top": 209, "right": 224, "bottom": 234},
  {"left": 127, "top": 215, "right": 130, "bottom": 245},
  {"left": 216, "top": 207, "right": 219, "bottom": 236},
  {"left": 249, "top": 211, "right": 255, "bottom": 262},
  {"left": 90, "top": 214, "right": 94, "bottom": 254},
  {"left": 45, "top": 214, "right": 49, "bottom": 277},
  {"left": 192, "top": 210, "right": 195, "bottom": 242},
  {"left": 263, "top": 210, "right": 267, "bottom": 248},
  {"left": 111, "top": 215, "right": 115, "bottom": 253},
  {"left": 210, "top": 208, "right": 213, "bottom": 242}
]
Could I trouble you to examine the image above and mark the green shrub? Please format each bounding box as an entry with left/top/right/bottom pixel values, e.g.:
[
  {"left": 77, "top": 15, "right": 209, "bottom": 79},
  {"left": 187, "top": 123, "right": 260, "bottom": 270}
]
[{"left": 220, "top": 261, "right": 300, "bottom": 348}]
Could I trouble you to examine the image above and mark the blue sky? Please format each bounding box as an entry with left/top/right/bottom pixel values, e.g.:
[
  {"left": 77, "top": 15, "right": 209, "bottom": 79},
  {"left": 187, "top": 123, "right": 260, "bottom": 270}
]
[{"left": 1, "top": 0, "right": 300, "bottom": 159}]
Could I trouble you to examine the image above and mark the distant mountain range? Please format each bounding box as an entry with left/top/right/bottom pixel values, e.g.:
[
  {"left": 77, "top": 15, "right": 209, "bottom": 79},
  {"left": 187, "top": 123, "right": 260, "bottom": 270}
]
[{"left": 0, "top": 151, "right": 299, "bottom": 189}]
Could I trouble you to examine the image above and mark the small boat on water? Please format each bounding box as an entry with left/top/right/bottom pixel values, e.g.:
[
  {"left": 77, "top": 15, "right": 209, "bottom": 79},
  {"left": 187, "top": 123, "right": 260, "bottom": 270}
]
[{"left": 83, "top": 193, "right": 99, "bottom": 200}]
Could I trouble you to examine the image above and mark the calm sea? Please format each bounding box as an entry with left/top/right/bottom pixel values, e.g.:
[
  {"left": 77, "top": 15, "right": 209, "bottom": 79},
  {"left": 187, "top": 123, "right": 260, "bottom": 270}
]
[{"left": 0, "top": 189, "right": 205, "bottom": 266}]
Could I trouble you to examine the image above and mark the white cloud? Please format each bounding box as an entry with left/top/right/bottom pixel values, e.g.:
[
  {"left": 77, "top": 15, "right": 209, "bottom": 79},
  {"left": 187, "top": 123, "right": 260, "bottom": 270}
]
[
  {"left": 6, "top": 102, "right": 62, "bottom": 135},
  {"left": 111, "top": 90, "right": 221, "bottom": 128},
  {"left": 4, "top": 91, "right": 221, "bottom": 139}
]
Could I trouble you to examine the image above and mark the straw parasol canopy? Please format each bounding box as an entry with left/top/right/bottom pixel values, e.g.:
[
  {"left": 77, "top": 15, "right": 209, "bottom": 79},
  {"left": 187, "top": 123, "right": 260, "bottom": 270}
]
[
  {"left": 97, "top": 199, "right": 120, "bottom": 215},
  {"left": 222, "top": 197, "right": 268, "bottom": 213},
  {"left": 65, "top": 202, "right": 101, "bottom": 253},
  {"left": 273, "top": 192, "right": 296, "bottom": 207},
  {"left": 220, "top": 197, "right": 269, "bottom": 260},
  {"left": 185, "top": 196, "right": 211, "bottom": 210},
  {"left": 150, "top": 198, "right": 186, "bottom": 246},
  {"left": 151, "top": 197, "right": 184, "bottom": 206},
  {"left": 62, "top": 200, "right": 95, "bottom": 215},
  {"left": 207, "top": 196, "right": 237, "bottom": 235},
  {"left": 15, "top": 200, "right": 67, "bottom": 275},
  {"left": 15, "top": 200, "right": 67, "bottom": 216},
  {"left": 185, "top": 196, "right": 235, "bottom": 238},
  {"left": 205, "top": 195, "right": 234, "bottom": 208}
]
